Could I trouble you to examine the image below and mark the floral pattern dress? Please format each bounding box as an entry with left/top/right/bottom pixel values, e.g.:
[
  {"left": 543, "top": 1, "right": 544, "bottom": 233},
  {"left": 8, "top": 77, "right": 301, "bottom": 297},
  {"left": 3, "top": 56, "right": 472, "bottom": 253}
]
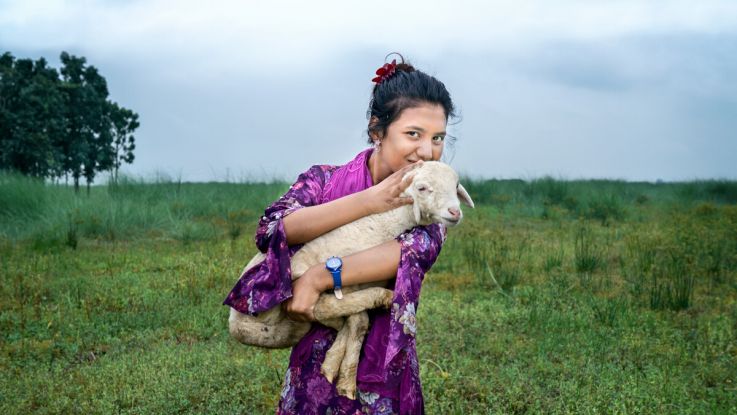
[{"left": 224, "top": 149, "right": 446, "bottom": 415}]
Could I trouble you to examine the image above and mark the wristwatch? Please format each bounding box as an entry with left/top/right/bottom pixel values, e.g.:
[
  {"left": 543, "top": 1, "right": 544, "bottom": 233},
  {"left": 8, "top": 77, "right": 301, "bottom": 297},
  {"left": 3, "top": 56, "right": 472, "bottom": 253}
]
[{"left": 325, "top": 256, "right": 343, "bottom": 300}]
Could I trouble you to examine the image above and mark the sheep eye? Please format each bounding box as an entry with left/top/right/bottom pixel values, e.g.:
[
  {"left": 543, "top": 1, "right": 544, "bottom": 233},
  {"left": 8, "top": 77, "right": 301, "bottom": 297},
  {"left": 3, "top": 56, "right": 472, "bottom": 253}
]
[{"left": 417, "top": 186, "right": 427, "bottom": 192}]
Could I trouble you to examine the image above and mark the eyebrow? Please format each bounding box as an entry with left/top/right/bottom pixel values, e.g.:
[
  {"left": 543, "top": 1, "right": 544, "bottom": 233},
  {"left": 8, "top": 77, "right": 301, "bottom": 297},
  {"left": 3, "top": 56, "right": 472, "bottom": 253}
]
[{"left": 405, "top": 125, "right": 447, "bottom": 135}]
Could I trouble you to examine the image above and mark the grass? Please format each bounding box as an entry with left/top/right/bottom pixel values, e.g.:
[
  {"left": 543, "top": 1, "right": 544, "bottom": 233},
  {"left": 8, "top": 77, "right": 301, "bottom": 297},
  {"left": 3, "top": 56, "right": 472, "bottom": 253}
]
[{"left": 1, "top": 171, "right": 736, "bottom": 414}]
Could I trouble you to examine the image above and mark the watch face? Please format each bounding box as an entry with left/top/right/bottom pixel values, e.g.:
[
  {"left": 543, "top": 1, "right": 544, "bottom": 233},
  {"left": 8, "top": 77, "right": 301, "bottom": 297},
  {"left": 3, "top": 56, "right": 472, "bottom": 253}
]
[{"left": 326, "top": 256, "right": 342, "bottom": 270}]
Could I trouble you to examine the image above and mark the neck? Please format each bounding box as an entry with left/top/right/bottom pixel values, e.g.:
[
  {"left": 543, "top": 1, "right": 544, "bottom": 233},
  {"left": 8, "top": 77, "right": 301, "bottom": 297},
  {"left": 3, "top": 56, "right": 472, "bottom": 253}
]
[{"left": 368, "top": 149, "right": 390, "bottom": 185}]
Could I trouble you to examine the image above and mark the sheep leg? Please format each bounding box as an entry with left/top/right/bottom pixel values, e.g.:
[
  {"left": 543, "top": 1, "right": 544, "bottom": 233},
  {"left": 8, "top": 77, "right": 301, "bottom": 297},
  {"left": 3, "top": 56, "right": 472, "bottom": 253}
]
[
  {"left": 320, "top": 323, "right": 351, "bottom": 383},
  {"left": 320, "top": 292, "right": 379, "bottom": 385},
  {"left": 316, "top": 288, "right": 392, "bottom": 390},
  {"left": 313, "top": 287, "right": 393, "bottom": 321},
  {"left": 335, "top": 311, "right": 370, "bottom": 399}
]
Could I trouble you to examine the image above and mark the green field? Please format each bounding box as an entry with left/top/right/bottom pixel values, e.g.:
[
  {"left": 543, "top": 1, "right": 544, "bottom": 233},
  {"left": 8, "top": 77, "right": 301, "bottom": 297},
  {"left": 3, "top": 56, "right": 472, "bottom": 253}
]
[{"left": 1, "top": 172, "right": 736, "bottom": 414}]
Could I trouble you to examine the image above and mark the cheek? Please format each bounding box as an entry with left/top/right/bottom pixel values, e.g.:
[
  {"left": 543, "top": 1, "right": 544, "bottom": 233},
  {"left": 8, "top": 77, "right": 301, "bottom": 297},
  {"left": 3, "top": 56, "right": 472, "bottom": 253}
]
[{"left": 433, "top": 144, "right": 444, "bottom": 160}]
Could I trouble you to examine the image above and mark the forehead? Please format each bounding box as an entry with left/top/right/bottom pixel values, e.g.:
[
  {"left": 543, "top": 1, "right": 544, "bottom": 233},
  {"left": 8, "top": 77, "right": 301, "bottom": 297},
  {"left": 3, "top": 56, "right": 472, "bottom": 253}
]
[{"left": 392, "top": 103, "right": 447, "bottom": 131}]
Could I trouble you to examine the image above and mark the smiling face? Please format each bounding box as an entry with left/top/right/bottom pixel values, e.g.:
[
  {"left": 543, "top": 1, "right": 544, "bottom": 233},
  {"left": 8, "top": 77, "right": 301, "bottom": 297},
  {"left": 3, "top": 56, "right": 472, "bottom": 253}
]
[{"left": 369, "top": 102, "right": 448, "bottom": 184}]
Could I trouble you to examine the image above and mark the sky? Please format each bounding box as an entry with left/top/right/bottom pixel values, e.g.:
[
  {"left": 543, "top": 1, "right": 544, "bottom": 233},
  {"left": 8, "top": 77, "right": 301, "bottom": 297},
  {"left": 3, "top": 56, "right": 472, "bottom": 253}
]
[{"left": 1, "top": 0, "right": 736, "bottom": 182}]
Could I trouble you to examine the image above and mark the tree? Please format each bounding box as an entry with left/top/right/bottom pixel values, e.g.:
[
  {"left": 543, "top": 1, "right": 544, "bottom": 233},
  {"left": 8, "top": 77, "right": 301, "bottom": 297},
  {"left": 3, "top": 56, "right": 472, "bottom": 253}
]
[
  {"left": 0, "top": 54, "right": 65, "bottom": 178},
  {"left": 109, "top": 102, "right": 139, "bottom": 185},
  {"left": 79, "top": 64, "right": 114, "bottom": 194},
  {"left": 0, "top": 51, "right": 138, "bottom": 189},
  {"left": 59, "top": 52, "right": 92, "bottom": 192}
]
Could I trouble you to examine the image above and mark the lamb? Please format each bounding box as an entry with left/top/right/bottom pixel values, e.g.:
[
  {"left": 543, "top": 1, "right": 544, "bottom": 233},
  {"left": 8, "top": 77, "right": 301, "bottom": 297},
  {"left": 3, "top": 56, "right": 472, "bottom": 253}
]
[{"left": 228, "top": 161, "right": 474, "bottom": 398}]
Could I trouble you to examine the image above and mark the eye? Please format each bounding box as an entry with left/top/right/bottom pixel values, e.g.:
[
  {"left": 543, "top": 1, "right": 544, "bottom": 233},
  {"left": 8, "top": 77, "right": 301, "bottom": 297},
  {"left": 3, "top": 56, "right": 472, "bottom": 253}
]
[
  {"left": 416, "top": 185, "right": 432, "bottom": 192},
  {"left": 406, "top": 131, "right": 420, "bottom": 138},
  {"left": 432, "top": 135, "right": 445, "bottom": 143}
]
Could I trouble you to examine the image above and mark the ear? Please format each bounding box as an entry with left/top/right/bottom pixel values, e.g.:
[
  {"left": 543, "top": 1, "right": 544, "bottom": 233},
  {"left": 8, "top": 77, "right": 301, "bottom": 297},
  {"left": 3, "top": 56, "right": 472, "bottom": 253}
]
[
  {"left": 413, "top": 195, "right": 422, "bottom": 223},
  {"left": 457, "top": 183, "right": 475, "bottom": 208},
  {"left": 403, "top": 183, "right": 423, "bottom": 223},
  {"left": 402, "top": 169, "right": 419, "bottom": 183},
  {"left": 368, "top": 116, "right": 383, "bottom": 141}
]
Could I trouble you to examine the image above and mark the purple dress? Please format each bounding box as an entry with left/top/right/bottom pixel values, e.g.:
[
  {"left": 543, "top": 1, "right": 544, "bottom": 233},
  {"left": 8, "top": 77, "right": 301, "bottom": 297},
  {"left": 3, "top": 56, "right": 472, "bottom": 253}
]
[{"left": 224, "top": 148, "right": 446, "bottom": 415}]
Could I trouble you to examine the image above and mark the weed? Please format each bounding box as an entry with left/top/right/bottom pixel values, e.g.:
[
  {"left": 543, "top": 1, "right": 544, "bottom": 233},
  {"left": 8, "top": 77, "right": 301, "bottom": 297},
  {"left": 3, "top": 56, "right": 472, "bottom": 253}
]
[
  {"left": 574, "top": 225, "right": 601, "bottom": 274},
  {"left": 464, "top": 230, "right": 529, "bottom": 291},
  {"left": 590, "top": 296, "right": 628, "bottom": 328},
  {"left": 584, "top": 193, "right": 626, "bottom": 225},
  {"left": 543, "top": 244, "right": 565, "bottom": 273},
  {"left": 649, "top": 252, "right": 695, "bottom": 311},
  {"left": 635, "top": 194, "right": 650, "bottom": 205}
]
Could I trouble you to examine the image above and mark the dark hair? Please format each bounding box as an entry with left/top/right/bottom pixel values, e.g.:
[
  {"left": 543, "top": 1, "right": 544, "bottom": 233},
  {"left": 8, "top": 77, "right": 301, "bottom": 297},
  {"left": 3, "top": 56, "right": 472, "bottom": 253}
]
[{"left": 366, "top": 53, "right": 457, "bottom": 145}]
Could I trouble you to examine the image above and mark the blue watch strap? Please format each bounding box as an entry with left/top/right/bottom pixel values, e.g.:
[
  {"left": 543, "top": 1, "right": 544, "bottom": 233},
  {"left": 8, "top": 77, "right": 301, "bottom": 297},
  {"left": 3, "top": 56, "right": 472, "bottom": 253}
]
[
  {"left": 330, "top": 269, "right": 342, "bottom": 289},
  {"left": 331, "top": 269, "right": 343, "bottom": 299}
]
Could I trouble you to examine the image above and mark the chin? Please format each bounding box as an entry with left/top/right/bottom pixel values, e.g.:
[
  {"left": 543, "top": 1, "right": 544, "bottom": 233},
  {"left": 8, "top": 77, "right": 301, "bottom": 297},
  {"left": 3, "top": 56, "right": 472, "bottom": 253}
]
[{"left": 440, "top": 217, "right": 461, "bottom": 227}]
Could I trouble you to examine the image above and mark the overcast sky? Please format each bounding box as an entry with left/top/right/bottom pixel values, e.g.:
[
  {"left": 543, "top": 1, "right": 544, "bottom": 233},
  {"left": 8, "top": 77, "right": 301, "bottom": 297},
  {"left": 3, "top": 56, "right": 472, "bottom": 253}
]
[{"left": 2, "top": 0, "right": 736, "bottom": 182}]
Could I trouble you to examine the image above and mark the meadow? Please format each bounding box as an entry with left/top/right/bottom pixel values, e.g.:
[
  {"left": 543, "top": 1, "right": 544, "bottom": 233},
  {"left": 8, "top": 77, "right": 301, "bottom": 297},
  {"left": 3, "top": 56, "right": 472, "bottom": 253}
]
[{"left": 1, "top": 172, "right": 736, "bottom": 414}]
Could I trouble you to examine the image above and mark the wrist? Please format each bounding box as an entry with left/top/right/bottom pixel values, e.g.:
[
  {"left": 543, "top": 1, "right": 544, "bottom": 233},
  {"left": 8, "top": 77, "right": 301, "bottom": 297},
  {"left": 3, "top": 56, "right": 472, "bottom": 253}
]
[
  {"left": 356, "top": 188, "right": 377, "bottom": 216},
  {"left": 310, "top": 264, "right": 333, "bottom": 292}
]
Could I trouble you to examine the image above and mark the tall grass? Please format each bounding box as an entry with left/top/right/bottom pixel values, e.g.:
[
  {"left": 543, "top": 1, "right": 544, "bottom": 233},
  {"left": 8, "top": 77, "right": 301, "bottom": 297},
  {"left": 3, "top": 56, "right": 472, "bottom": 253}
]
[{"left": 0, "top": 171, "right": 286, "bottom": 246}]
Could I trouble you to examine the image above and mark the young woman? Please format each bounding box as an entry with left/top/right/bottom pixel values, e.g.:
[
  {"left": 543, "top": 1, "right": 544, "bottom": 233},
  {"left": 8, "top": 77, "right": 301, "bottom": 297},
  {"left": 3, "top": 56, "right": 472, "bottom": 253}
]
[{"left": 224, "top": 53, "right": 456, "bottom": 414}]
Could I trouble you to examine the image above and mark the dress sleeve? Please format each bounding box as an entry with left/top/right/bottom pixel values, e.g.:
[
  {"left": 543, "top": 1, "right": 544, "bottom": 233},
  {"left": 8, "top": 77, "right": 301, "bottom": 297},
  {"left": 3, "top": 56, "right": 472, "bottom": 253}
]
[
  {"left": 254, "top": 165, "right": 327, "bottom": 253},
  {"left": 385, "top": 223, "right": 447, "bottom": 370},
  {"left": 223, "top": 165, "right": 328, "bottom": 315}
]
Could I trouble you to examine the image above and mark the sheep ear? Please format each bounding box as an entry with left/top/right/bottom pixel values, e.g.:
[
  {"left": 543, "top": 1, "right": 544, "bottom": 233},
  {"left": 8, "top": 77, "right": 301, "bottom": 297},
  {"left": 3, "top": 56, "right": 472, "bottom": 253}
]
[
  {"left": 402, "top": 169, "right": 419, "bottom": 183},
  {"left": 413, "top": 197, "right": 422, "bottom": 223},
  {"left": 457, "top": 184, "right": 475, "bottom": 208},
  {"left": 403, "top": 183, "right": 423, "bottom": 223}
]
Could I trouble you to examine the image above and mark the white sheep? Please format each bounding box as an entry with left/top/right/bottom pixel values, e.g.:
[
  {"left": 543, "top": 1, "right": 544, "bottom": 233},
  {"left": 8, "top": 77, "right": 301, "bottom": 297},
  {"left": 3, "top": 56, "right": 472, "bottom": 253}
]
[{"left": 228, "top": 161, "right": 474, "bottom": 398}]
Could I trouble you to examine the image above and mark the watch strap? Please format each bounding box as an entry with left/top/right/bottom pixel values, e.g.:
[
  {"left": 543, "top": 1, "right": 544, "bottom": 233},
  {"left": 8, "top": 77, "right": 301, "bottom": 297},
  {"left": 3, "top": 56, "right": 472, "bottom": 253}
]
[{"left": 330, "top": 269, "right": 343, "bottom": 300}]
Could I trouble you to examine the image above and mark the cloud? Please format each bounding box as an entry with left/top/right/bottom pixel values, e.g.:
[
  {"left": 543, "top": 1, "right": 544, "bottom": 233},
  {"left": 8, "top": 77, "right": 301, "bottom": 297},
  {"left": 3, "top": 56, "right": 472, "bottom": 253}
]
[
  {"left": 3, "top": 0, "right": 737, "bottom": 74},
  {"left": 1, "top": 0, "right": 736, "bottom": 181}
]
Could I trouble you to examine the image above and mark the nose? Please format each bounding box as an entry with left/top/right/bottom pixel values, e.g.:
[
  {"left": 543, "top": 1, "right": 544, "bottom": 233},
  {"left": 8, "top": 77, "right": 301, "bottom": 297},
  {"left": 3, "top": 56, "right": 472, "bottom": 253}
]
[
  {"left": 417, "top": 140, "right": 432, "bottom": 161},
  {"left": 448, "top": 207, "right": 461, "bottom": 218}
]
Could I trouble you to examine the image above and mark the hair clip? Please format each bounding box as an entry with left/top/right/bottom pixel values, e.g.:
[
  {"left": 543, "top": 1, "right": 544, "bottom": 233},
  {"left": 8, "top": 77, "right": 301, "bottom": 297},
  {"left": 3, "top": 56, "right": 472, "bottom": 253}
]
[{"left": 371, "top": 59, "right": 397, "bottom": 84}]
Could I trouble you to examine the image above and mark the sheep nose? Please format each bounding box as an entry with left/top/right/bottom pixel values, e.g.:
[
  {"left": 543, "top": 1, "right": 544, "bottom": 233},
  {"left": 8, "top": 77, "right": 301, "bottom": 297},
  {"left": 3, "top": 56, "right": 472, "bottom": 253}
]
[{"left": 448, "top": 207, "right": 461, "bottom": 218}]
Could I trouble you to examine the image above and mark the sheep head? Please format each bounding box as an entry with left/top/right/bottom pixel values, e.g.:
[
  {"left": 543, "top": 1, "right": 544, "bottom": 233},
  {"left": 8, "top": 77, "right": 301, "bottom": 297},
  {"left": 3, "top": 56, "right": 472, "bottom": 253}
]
[{"left": 402, "top": 161, "right": 475, "bottom": 227}]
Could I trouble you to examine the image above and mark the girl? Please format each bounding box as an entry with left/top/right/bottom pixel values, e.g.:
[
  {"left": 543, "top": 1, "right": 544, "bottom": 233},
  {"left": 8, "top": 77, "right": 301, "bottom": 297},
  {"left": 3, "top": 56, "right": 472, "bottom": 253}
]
[{"left": 224, "top": 53, "right": 456, "bottom": 414}]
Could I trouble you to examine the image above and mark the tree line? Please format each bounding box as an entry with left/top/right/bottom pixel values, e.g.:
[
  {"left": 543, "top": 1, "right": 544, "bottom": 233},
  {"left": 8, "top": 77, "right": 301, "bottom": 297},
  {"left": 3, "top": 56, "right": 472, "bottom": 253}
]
[{"left": 0, "top": 51, "right": 138, "bottom": 192}]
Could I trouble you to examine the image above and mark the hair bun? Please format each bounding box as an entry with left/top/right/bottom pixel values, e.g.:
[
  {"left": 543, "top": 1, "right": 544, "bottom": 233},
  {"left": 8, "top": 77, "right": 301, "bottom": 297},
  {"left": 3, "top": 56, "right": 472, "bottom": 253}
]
[
  {"left": 395, "top": 62, "right": 415, "bottom": 73},
  {"left": 384, "top": 52, "right": 415, "bottom": 73}
]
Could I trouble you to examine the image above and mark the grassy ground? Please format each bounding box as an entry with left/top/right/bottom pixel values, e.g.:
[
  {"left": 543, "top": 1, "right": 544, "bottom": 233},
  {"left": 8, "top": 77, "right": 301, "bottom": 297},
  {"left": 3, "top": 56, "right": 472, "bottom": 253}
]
[{"left": 1, "top": 172, "right": 736, "bottom": 414}]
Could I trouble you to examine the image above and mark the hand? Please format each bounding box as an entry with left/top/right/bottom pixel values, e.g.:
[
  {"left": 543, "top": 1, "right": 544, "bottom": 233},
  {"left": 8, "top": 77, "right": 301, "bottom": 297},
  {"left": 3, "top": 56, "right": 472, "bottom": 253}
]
[
  {"left": 283, "top": 265, "right": 330, "bottom": 322},
  {"left": 363, "top": 161, "right": 422, "bottom": 215}
]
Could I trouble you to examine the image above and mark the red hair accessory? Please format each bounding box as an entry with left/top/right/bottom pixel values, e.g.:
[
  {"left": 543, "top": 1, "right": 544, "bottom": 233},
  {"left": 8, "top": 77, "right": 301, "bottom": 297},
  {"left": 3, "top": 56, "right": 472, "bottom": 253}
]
[{"left": 371, "top": 59, "right": 397, "bottom": 84}]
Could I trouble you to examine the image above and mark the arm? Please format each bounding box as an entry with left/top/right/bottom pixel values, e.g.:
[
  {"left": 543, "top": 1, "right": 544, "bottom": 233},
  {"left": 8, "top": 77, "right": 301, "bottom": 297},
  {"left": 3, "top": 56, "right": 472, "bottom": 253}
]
[
  {"left": 284, "top": 239, "right": 401, "bottom": 322},
  {"left": 282, "top": 191, "right": 373, "bottom": 245},
  {"left": 285, "top": 222, "right": 446, "bottom": 322},
  {"left": 282, "top": 161, "right": 421, "bottom": 245}
]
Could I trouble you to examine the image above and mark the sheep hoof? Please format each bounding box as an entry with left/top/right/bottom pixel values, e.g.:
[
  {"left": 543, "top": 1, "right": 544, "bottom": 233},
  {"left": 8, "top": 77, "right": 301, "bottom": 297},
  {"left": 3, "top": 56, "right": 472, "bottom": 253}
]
[
  {"left": 380, "top": 289, "right": 394, "bottom": 308},
  {"left": 336, "top": 379, "right": 356, "bottom": 400},
  {"left": 320, "top": 360, "right": 340, "bottom": 384}
]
